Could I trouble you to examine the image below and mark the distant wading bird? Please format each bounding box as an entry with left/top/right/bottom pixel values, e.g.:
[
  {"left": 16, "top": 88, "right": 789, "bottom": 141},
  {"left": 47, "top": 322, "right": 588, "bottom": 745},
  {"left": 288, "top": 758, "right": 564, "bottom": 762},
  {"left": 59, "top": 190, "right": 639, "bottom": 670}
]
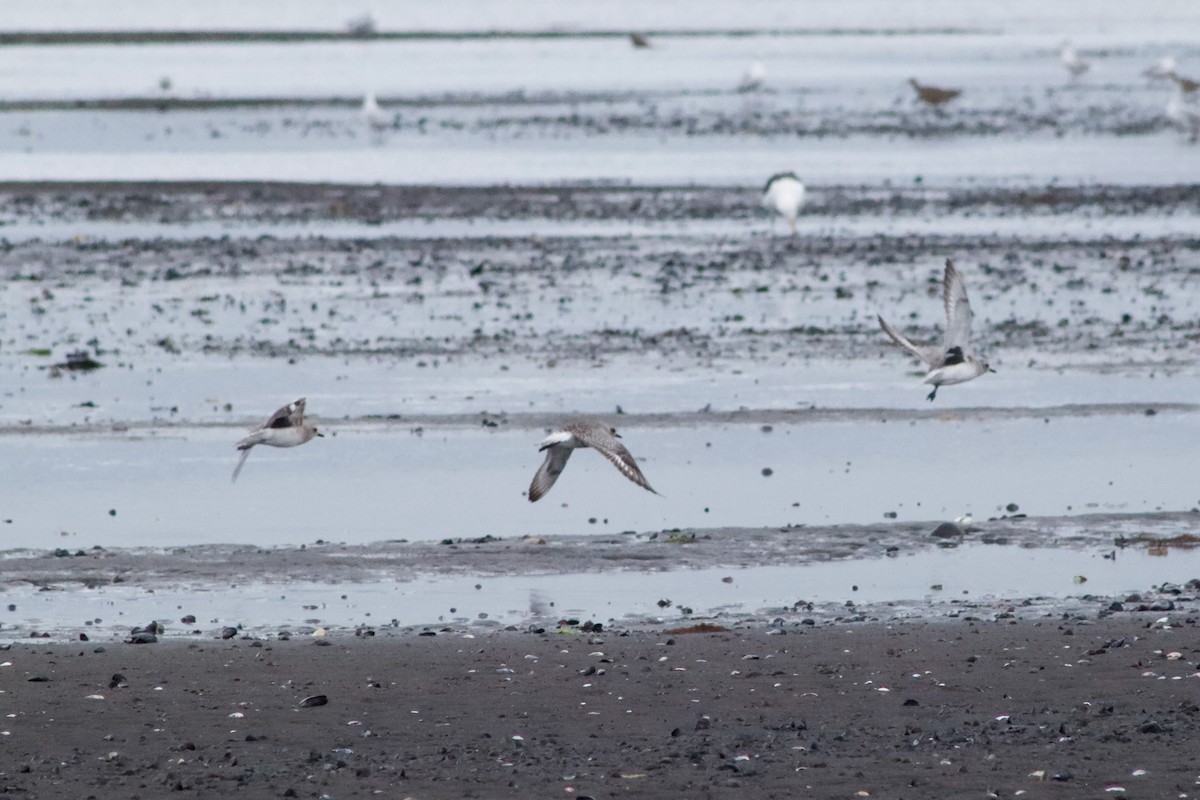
[
  {"left": 232, "top": 398, "right": 323, "bottom": 482},
  {"left": 878, "top": 260, "right": 994, "bottom": 401},
  {"left": 908, "top": 78, "right": 960, "bottom": 107},
  {"left": 1060, "top": 42, "right": 1090, "bottom": 79},
  {"left": 1169, "top": 71, "right": 1200, "bottom": 95},
  {"left": 528, "top": 421, "right": 657, "bottom": 502},
  {"left": 761, "top": 172, "right": 806, "bottom": 234},
  {"left": 737, "top": 61, "right": 767, "bottom": 93},
  {"left": 1166, "top": 85, "right": 1200, "bottom": 141},
  {"left": 362, "top": 92, "right": 391, "bottom": 133},
  {"left": 1143, "top": 56, "right": 1178, "bottom": 81}
]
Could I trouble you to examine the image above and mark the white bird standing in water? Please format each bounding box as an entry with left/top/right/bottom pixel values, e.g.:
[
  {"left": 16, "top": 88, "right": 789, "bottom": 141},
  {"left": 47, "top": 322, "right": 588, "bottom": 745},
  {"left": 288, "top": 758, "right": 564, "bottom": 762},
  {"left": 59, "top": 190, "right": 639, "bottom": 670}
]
[
  {"left": 361, "top": 92, "right": 392, "bottom": 133},
  {"left": 528, "top": 421, "right": 657, "bottom": 502},
  {"left": 761, "top": 172, "right": 806, "bottom": 234},
  {"left": 737, "top": 61, "right": 766, "bottom": 93},
  {"left": 1060, "top": 42, "right": 1090, "bottom": 79},
  {"left": 232, "top": 398, "right": 323, "bottom": 482},
  {"left": 878, "top": 260, "right": 995, "bottom": 401}
]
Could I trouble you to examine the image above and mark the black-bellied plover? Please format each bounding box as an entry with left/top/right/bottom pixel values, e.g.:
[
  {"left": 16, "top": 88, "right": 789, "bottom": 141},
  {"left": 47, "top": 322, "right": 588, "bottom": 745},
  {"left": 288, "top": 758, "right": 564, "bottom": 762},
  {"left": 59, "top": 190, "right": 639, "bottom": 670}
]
[
  {"left": 762, "top": 172, "right": 806, "bottom": 234},
  {"left": 528, "top": 421, "right": 657, "bottom": 502},
  {"left": 878, "top": 260, "right": 995, "bottom": 401},
  {"left": 231, "top": 398, "right": 323, "bottom": 482}
]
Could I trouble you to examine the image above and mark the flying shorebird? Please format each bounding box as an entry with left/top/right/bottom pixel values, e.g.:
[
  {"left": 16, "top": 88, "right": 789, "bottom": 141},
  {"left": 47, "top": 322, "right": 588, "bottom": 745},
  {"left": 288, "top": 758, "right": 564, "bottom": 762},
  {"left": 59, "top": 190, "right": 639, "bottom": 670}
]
[
  {"left": 878, "top": 260, "right": 995, "bottom": 401},
  {"left": 629, "top": 32, "right": 651, "bottom": 49},
  {"left": 908, "top": 78, "right": 960, "bottom": 107},
  {"left": 528, "top": 421, "right": 657, "bottom": 502},
  {"left": 761, "top": 172, "right": 806, "bottom": 234},
  {"left": 361, "top": 92, "right": 391, "bottom": 133},
  {"left": 737, "top": 61, "right": 766, "bottom": 93},
  {"left": 1060, "top": 42, "right": 1090, "bottom": 79},
  {"left": 232, "top": 397, "right": 323, "bottom": 482}
]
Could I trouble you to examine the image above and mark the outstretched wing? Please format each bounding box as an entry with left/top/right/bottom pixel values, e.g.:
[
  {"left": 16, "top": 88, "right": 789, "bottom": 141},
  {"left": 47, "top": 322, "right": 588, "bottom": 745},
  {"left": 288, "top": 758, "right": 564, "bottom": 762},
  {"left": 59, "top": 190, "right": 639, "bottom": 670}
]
[
  {"left": 577, "top": 428, "right": 658, "bottom": 495},
  {"left": 529, "top": 444, "right": 573, "bottom": 502},
  {"left": 878, "top": 314, "right": 940, "bottom": 367},
  {"left": 264, "top": 398, "right": 306, "bottom": 430},
  {"left": 942, "top": 260, "right": 973, "bottom": 351}
]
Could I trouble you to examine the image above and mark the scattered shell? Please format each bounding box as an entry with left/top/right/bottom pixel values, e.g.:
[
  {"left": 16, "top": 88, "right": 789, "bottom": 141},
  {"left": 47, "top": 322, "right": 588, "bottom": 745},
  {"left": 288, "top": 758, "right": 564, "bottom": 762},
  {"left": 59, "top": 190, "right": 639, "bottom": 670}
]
[{"left": 299, "top": 694, "right": 328, "bottom": 708}]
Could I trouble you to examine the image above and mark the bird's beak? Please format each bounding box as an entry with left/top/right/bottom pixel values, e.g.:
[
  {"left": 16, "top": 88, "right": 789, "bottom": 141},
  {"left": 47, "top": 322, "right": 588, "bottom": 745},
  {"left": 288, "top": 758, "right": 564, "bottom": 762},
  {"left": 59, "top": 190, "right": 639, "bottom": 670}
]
[
  {"left": 316, "top": 431, "right": 326, "bottom": 437},
  {"left": 615, "top": 432, "right": 623, "bottom": 438},
  {"left": 987, "top": 368, "right": 997, "bottom": 373}
]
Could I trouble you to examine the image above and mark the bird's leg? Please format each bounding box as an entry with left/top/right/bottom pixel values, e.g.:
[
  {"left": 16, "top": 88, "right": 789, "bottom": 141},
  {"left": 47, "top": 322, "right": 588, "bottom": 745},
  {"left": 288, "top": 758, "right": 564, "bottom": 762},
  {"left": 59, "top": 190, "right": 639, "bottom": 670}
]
[
  {"left": 926, "top": 385, "right": 939, "bottom": 402},
  {"left": 788, "top": 217, "right": 797, "bottom": 235}
]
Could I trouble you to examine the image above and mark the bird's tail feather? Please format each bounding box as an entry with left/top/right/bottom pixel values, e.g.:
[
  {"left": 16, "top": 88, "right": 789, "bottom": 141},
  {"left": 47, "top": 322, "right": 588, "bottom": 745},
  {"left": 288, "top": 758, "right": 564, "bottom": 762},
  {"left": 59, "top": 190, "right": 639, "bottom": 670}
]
[{"left": 231, "top": 447, "right": 253, "bottom": 483}]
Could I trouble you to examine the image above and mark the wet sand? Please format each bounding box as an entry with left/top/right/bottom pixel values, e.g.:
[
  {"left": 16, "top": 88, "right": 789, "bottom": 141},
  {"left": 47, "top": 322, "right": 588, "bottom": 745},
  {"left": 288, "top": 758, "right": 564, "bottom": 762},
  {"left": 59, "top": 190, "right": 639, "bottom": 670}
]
[{"left": 4, "top": 618, "right": 1199, "bottom": 798}]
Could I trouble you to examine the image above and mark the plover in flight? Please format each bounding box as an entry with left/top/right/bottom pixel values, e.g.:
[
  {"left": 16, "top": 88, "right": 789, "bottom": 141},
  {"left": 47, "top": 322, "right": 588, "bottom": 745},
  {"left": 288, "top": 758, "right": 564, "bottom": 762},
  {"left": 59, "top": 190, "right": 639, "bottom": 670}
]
[
  {"left": 1060, "top": 42, "right": 1090, "bottom": 79},
  {"left": 737, "top": 61, "right": 767, "bottom": 93},
  {"left": 528, "top": 421, "right": 657, "bottom": 502},
  {"left": 232, "top": 397, "right": 323, "bottom": 482},
  {"left": 878, "top": 259, "right": 995, "bottom": 401},
  {"left": 361, "top": 92, "right": 392, "bottom": 133},
  {"left": 908, "top": 78, "right": 961, "bottom": 107},
  {"left": 629, "top": 32, "right": 652, "bottom": 49},
  {"left": 762, "top": 172, "right": 806, "bottom": 234}
]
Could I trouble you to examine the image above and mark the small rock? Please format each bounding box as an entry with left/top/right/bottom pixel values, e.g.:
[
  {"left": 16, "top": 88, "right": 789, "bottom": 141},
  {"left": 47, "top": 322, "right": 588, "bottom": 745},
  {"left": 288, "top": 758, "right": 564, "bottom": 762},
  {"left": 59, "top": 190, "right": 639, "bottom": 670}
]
[{"left": 931, "top": 522, "right": 964, "bottom": 539}]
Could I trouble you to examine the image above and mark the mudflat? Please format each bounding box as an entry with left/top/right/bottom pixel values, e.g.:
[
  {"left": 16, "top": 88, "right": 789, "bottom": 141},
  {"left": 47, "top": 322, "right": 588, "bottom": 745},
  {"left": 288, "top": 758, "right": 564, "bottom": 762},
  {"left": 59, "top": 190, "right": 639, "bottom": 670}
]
[{"left": 3, "top": 617, "right": 1197, "bottom": 799}]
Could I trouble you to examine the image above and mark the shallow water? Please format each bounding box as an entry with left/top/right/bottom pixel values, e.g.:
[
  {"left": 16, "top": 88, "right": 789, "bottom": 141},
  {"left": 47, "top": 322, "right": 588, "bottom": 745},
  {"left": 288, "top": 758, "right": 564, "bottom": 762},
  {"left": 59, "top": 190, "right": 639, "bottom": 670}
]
[
  {"left": 4, "top": 413, "right": 1196, "bottom": 550},
  {"left": 4, "top": 542, "right": 1197, "bottom": 639}
]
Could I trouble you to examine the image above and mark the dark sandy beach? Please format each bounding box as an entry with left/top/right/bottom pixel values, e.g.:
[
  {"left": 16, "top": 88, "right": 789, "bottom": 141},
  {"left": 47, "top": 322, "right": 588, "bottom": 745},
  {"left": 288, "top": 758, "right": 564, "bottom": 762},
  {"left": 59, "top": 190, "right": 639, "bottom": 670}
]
[{"left": 3, "top": 617, "right": 1198, "bottom": 799}]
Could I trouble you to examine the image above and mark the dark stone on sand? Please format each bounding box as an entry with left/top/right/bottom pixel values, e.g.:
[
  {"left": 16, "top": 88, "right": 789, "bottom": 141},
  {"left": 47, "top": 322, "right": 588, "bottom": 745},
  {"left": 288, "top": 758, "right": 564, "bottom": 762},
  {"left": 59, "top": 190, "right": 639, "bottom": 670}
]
[
  {"left": 931, "top": 522, "right": 965, "bottom": 539},
  {"left": 109, "top": 674, "right": 127, "bottom": 688},
  {"left": 128, "top": 632, "right": 157, "bottom": 644},
  {"left": 220, "top": 626, "right": 238, "bottom": 639},
  {"left": 1006, "top": 503, "right": 1019, "bottom": 512},
  {"left": 181, "top": 614, "right": 196, "bottom": 624},
  {"left": 761, "top": 468, "right": 773, "bottom": 477}
]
